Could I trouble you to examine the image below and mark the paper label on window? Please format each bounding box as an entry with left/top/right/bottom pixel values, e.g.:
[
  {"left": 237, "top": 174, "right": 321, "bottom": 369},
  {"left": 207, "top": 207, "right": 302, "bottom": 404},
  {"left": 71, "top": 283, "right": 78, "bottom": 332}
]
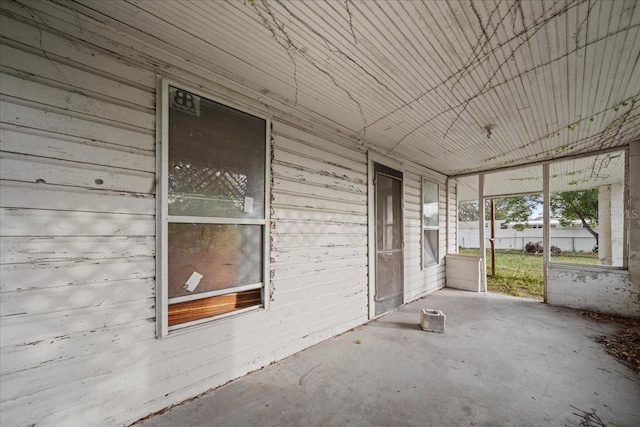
[
  {"left": 183, "top": 271, "right": 203, "bottom": 292},
  {"left": 243, "top": 196, "right": 254, "bottom": 213},
  {"left": 169, "top": 88, "right": 200, "bottom": 116}
]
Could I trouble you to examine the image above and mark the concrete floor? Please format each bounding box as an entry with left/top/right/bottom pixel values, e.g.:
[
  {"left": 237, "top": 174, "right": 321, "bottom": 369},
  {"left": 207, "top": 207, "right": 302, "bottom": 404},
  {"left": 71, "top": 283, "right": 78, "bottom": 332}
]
[{"left": 138, "top": 290, "right": 640, "bottom": 427}]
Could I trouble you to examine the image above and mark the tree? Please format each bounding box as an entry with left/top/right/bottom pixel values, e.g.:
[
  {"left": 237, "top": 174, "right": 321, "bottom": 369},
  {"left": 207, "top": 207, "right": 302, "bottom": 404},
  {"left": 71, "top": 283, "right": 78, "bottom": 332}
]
[
  {"left": 458, "top": 190, "right": 599, "bottom": 245},
  {"left": 497, "top": 196, "right": 541, "bottom": 231},
  {"left": 550, "top": 189, "right": 599, "bottom": 244},
  {"left": 459, "top": 196, "right": 540, "bottom": 229},
  {"left": 458, "top": 200, "right": 480, "bottom": 221}
]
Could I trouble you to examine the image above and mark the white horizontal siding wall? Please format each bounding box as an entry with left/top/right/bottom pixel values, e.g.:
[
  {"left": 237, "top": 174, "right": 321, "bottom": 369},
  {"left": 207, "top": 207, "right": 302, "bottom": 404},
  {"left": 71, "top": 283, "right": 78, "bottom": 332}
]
[
  {"left": 0, "top": 9, "right": 159, "bottom": 427},
  {"left": 0, "top": 6, "right": 371, "bottom": 427},
  {"left": 0, "top": 3, "right": 450, "bottom": 426},
  {"left": 269, "top": 121, "right": 369, "bottom": 331},
  {"left": 447, "top": 179, "right": 458, "bottom": 254}
]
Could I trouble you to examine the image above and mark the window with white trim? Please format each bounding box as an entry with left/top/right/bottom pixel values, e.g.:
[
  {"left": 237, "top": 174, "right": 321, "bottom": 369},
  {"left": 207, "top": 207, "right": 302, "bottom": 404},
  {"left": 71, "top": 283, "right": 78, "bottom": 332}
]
[
  {"left": 422, "top": 178, "right": 439, "bottom": 268},
  {"left": 157, "top": 81, "right": 269, "bottom": 336}
]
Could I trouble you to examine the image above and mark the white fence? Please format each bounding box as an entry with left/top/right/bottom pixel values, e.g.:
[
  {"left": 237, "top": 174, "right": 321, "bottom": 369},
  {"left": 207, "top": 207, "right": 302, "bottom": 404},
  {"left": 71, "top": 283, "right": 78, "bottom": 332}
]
[{"left": 458, "top": 228, "right": 597, "bottom": 252}]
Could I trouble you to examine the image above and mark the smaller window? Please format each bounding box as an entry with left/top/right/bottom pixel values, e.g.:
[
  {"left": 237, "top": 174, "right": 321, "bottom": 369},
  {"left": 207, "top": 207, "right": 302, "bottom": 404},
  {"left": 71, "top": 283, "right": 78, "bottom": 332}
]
[{"left": 422, "top": 179, "right": 439, "bottom": 268}]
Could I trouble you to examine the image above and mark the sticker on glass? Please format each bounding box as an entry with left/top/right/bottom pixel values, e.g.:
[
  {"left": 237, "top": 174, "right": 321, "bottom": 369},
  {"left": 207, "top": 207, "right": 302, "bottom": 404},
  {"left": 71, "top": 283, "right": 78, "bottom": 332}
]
[
  {"left": 183, "top": 271, "right": 203, "bottom": 292},
  {"left": 170, "top": 87, "right": 201, "bottom": 116}
]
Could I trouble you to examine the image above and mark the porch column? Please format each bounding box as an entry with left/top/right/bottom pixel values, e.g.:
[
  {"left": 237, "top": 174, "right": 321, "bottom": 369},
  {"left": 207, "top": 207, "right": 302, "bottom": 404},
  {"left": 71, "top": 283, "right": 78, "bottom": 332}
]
[
  {"left": 598, "top": 185, "right": 612, "bottom": 265},
  {"left": 629, "top": 143, "right": 640, "bottom": 299},
  {"left": 610, "top": 183, "right": 624, "bottom": 266},
  {"left": 478, "top": 174, "right": 486, "bottom": 292}
]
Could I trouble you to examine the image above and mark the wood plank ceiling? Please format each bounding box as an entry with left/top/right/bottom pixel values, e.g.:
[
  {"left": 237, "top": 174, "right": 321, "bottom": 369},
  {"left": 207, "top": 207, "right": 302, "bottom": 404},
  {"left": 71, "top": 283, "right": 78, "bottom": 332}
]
[
  {"left": 63, "top": 0, "right": 639, "bottom": 176},
  {"left": 456, "top": 149, "right": 626, "bottom": 200}
]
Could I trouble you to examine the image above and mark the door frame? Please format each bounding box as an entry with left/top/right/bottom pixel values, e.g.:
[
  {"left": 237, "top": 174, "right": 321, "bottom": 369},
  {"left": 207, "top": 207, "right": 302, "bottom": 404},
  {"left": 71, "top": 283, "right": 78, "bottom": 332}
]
[{"left": 367, "top": 151, "right": 405, "bottom": 319}]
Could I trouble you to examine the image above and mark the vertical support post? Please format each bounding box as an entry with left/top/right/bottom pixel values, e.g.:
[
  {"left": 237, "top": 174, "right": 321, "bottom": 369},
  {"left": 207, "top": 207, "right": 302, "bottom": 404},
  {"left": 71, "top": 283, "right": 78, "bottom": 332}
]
[
  {"left": 366, "top": 153, "right": 375, "bottom": 320},
  {"left": 156, "top": 76, "right": 169, "bottom": 338},
  {"left": 610, "top": 183, "right": 625, "bottom": 266},
  {"left": 542, "top": 163, "right": 550, "bottom": 304},
  {"left": 598, "top": 185, "right": 612, "bottom": 265},
  {"left": 446, "top": 178, "right": 451, "bottom": 255},
  {"left": 623, "top": 146, "right": 631, "bottom": 271},
  {"left": 490, "top": 198, "right": 496, "bottom": 277},
  {"left": 455, "top": 180, "right": 459, "bottom": 254},
  {"left": 478, "top": 174, "right": 487, "bottom": 292}
]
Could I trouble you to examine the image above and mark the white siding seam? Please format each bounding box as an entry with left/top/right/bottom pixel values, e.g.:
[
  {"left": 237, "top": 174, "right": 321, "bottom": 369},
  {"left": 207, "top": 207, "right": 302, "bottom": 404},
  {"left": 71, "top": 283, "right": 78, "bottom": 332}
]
[
  {"left": 0, "top": 94, "right": 155, "bottom": 134},
  {"left": 0, "top": 151, "right": 155, "bottom": 180},
  {"left": 0, "top": 123, "right": 155, "bottom": 156},
  {"left": 273, "top": 176, "right": 366, "bottom": 196},
  {"left": 273, "top": 147, "right": 367, "bottom": 175},
  {"left": 271, "top": 159, "right": 366, "bottom": 184},
  {"left": 0, "top": 65, "right": 155, "bottom": 113},
  {"left": 272, "top": 130, "right": 366, "bottom": 162},
  {"left": 0, "top": 37, "right": 156, "bottom": 91}
]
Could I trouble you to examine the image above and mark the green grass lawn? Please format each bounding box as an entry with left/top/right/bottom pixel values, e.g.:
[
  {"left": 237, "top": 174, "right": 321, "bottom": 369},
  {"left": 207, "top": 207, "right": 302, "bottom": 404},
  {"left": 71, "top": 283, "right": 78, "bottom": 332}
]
[{"left": 458, "top": 248, "right": 597, "bottom": 300}]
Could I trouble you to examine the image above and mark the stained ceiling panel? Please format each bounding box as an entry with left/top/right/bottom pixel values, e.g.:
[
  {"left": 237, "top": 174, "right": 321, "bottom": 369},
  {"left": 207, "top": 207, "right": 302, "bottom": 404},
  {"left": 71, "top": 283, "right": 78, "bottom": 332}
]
[
  {"left": 54, "top": 0, "right": 640, "bottom": 175},
  {"left": 456, "top": 148, "right": 626, "bottom": 201}
]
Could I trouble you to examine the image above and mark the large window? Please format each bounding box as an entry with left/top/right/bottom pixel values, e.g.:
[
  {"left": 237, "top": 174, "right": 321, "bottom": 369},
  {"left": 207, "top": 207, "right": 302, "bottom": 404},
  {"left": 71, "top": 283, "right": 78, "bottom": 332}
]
[
  {"left": 158, "top": 81, "right": 269, "bottom": 336},
  {"left": 549, "top": 150, "right": 626, "bottom": 267},
  {"left": 422, "top": 178, "right": 440, "bottom": 268}
]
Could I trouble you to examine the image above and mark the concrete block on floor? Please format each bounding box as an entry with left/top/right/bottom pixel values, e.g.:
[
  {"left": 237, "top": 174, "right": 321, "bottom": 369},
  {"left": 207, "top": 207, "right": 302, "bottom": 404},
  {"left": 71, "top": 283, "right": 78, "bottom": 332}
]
[{"left": 420, "top": 308, "right": 445, "bottom": 333}]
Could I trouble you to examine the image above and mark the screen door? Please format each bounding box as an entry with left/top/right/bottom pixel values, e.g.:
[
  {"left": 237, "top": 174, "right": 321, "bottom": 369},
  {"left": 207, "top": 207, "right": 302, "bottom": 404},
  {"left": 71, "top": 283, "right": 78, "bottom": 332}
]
[{"left": 374, "top": 163, "right": 404, "bottom": 316}]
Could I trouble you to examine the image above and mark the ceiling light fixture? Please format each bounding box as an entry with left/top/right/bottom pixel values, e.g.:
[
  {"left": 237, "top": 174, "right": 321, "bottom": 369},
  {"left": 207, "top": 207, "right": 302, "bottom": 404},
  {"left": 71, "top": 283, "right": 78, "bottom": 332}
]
[{"left": 484, "top": 124, "right": 495, "bottom": 139}]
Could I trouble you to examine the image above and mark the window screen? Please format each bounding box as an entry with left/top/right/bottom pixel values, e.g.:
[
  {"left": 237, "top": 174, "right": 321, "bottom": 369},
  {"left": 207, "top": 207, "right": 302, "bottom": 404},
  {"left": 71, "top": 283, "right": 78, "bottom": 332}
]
[
  {"left": 422, "top": 179, "right": 440, "bottom": 268},
  {"left": 158, "top": 83, "right": 269, "bottom": 335}
]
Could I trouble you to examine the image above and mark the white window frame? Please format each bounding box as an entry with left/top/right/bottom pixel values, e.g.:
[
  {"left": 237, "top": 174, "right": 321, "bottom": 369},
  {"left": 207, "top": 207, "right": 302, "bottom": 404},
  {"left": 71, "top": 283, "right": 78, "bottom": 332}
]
[
  {"left": 156, "top": 77, "right": 271, "bottom": 338},
  {"left": 422, "top": 178, "right": 440, "bottom": 269},
  {"left": 545, "top": 148, "right": 628, "bottom": 270}
]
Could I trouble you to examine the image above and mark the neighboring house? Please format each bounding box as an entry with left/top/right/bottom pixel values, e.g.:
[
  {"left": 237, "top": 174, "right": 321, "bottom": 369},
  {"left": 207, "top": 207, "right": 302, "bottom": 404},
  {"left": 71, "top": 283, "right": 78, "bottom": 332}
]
[{"left": 0, "top": 1, "right": 639, "bottom": 426}]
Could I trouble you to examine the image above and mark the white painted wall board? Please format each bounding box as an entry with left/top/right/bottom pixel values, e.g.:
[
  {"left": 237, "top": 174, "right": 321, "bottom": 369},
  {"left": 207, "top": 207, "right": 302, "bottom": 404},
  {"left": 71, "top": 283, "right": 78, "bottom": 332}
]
[
  {"left": 0, "top": 44, "right": 155, "bottom": 108},
  {"left": 0, "top": 16, "right": 156, "bottom": 88},
  {"left": 0, "top": 154, "right": 155, "bottom": 194},
  {"left": 1, "top": 278, "right": 155, "bottom": 318},
  {"left": 1, "top": 319, "right": 155, "bottom": 376},
  {"left": 270, "top": 256, "right": 367, "bottom": 279},
  {"left": 547, "top": 266, "right": 634, "bottom": 316},
  {"left": 272, "top": 178, "right": 366, "bottom": 204},
  {"left": 272, "top": 276, "right": 368, "bottom": 307},
  {"left": 0, "top": 127, "right": 155, "bottom": 172},
  {"left": 272, "top": 192, "right": 367, "bottom": 215},
  {"left": 0, "top": 209, "right": 155, "bottom": 236},
  {"left": 270, "top": 220, "right": 367, "bottom": 236},
  {"left": 0, "top": 103, "right": 154, "bottom": 150},
  {"left": 0, "top": 257, "right": 155, "bottom": 292},
  {"left": 273, "top": 149, "right": 366, "bottom": 183},
  {"left": 273, "top": 122, "right": 367, "bottom": 161},
  {"left": 270, "top": 207, "right": 366, "bottom": 223},
  {"left": 0, "top": 299, "right": 154, "bottom": 348},
  {"left": 445, "top": 254, "right": 482, "bottom": 292},
  {"left": 272, "top": 163, "right": 366, "bottom": 193},
  {"left": 275, "top": 136, "right": 367, "bottom": 174},
  {"left": 271, "top": 233, "right": 366, "bottom": 249},
  {"left": 0, "top": 181, "right": 155, "bottom": 215},
  {"left": 0, "top": 73, "right": 154, "bottom": 129},
  {"left": 0, "top": 236, "right": 155, "bottom": 264}
]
